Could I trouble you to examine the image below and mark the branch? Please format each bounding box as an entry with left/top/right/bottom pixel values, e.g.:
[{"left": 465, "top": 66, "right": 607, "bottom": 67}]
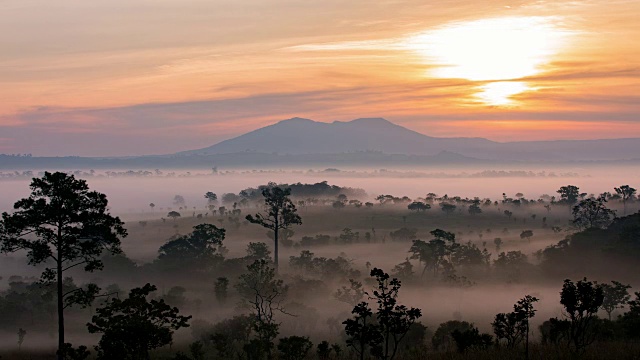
[
  {"left": 62, "top": 260, "right": 87, "bottom": 272},
  {"left": 63, "top": 288, "right": 82, "bottom": 298}
]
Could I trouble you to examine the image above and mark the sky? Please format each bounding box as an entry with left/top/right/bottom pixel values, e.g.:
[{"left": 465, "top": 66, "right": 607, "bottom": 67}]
[{"left": 1, "top": 0, "right": 639, "bottom": 156}]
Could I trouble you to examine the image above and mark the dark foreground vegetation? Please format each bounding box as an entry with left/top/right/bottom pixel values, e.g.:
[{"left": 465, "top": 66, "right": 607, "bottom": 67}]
[{"left": 1, "top": 172, "right": 640, "bottom": 359}]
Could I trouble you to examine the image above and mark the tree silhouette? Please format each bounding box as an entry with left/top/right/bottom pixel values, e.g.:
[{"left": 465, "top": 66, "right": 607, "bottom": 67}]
[
  {"left": 277, "top": 336, "right": 313, "bottom": 360},
  {"left": 343, "top": 268, "right": 422, "bottom": 360},
  {"left": 407, "top": 202, "right": 430, "bottom": 212},
  {"left": 343, "top": 302, "right": 378, "bottom": 360},
  {"left": 557, "top": 185, "right": 580, "bottom": 205},
  {"left": 468, "top": 200, "right": 482, "bottom": 215},
  {"left": 571, "top": 196, "right": 616, "bottom": 230},
  {"left": 235, "top": 259, "right": 288, "bottom": 358},
  {"left": 157, "top": 224, "right": 225, "bottom": 272},
  {"left": 432, "top": 321, "right": 474, "bottom": 351},
  {"left": 0, "top": 172, "right": 126, "bottom": 359},
  {"left": 451, "top": 327, "right": 493, "bottom": 353},
  {"left": 492, "top": 295, "right": 538, "bottom": 358},
  {"left": 18, "top": 328, "right": 26, "bottom": 350},
  {"left": 519, "top": 230, "right": 533, "bottom": 242},
  {"left": 87, "top": 283, "right": 191, "bottom": 360},
  {"left": 614, "top": 185, "right": 636, "bottom": 215},
  {"left": 245, "top": 242, "right": 272, "bottom": 262},
  {"left": 599, "top": 280, "right": 631, "bottom": 320},
  {"left": 559, "top": 277, "right": 604, "bottom": 352},
  {"left": 246, "top": 186, "right": 301, "bottom": 268},
  {"left": 440, "top": 203, "right": 456, "bottom": 215},
  {"left": 204, "top": 192, "right": 218, "bottom": 205},
  {"left": 167, "top": 211, "right": 181, "bottom": 221}
]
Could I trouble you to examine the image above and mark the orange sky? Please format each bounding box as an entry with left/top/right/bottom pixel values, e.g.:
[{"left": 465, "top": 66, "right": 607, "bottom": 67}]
[{"left": 1, "top": 0, "right": 639, "bottom": 156}]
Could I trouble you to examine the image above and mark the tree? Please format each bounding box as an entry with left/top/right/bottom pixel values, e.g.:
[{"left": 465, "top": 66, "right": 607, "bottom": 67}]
[
  {"left": 246, "top": 186, "right": 302, "bottom": 268},
  {"left": 614, "top": 185, "right": 636, "bottom": 215},
  {"left": 571, "top": 196, "right": 616, "bottom": 230},
  {"left": 599, "top": 280, "right": 631, "bottom": 320},
  {"left": 149, "top": 203, "right": 155, "bottom": 212},
  {"left": 18, "top": 327, "right": 26, "bottom": 350},
  {"left": 519, "top": 230, "right": 533, "bottom": 242},
  {"left": 317, "top": 341, "right": 331, "bottom": 359},
  {"left": 215, "top": 277, "right": 230, "bottom": 305},
  {"left": 204, "top": 192, "right": 218, "bottom": 205},
  {"left": 343, "top": 302, "right": 379, "bottom": 360},
  {"left": 157, "top": 224, "right": 225, "bottom": 271},
  {"left": 619, "top": 292, "right": 640, "bottom": 339},
  {"left": 277, "top": 336, "right": 313, "bottom": 360},
  {"left": 409, "top": 229, "right": 457, "bottom": 277},
  {"left": 557, "top": 185, "right": 580, "bottom": 205},
  {"left": 87, "top": 283, "right": 191, "bottom": 360},
  {"left": 0, "top": 172, "right": 127, "bottom": 359},
  {"left": 167, "top": 211, "right": 181, "bottom": 221},
  {"left": 235, "top": 259, "right": 288, "bottom": 358},
  {"left": 432, "top": 321, "right": 474, "bottom": 350},
  {"left": 173, "top": 195, "right": 186, "bottom": 207},
  {"left": 332, "top": 201, "right": 346, "bottom": 210},
  {"left": 334, "top": 279, "right": 366, "bottom": 306},
  {"left": 440, "top": 202, "right": 456, "bottom": 215},
  {"left": 451, "top": 327, "right": 493, "bottom": 353},
  {"left": 494, "top": 238, "right": 503, "bottom": 252},
  {"left": 468, "top": 200, "right": 482, "bottom": 215},
  {"left": 407, "top": 202, "right": 430, "bottom": 212},
  {"left": 343, "top": 268, "right": 422, "bottom": 360},
  {"left": 245, "top": 242, "right": 272, "bottom": 262},
  {"left": 559, "top": 277, "right": 604, "bottom": 352},
  {"left": 368, "top": 268, "right": 422, "bottom": 360},
  {"left": 492, "top": 295, "right": 538, "bottom": 357}
]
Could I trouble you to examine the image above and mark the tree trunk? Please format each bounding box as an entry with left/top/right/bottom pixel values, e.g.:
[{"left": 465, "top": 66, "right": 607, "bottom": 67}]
[
  {"left": 525, "top": 321, "right": 529, "bottom": 360},
  {"left": 274, "top": 222, "right": 279, "bottom": 269},
  {"left": 57, "top": 250, "right": 64, "bottom": 359}
]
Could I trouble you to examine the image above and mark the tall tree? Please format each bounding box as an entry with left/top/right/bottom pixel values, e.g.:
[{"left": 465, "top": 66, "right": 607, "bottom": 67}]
[
  {"left": 246, "top": 185, "right": 301, "bottom": 268},
  {"left": 0, "top": 172, "right": 127, "bottom": 359},
  {"left": 236, "top": 259, "right": 288, "bottom": 358},
  {"left": 614, "top": 185, "right": 636, "bottom": 215}
]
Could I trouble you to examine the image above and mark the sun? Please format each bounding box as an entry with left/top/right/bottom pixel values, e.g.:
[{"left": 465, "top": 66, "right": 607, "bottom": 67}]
[{"left": 406, "top": 16, "right": 569, "bottom": 105}]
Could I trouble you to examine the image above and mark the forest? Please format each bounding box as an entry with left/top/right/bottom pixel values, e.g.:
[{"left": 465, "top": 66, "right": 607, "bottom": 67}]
[{"left": 1, "top": 172, "right": 639, "bottom": 360}]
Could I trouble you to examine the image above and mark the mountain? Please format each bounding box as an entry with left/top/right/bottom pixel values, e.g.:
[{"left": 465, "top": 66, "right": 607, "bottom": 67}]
[
  {"left": 178, "top": 117, "right": 496, "bottom": 157},
  {"left": 178, "top": 117, "right": 640, "bottom": 161}
]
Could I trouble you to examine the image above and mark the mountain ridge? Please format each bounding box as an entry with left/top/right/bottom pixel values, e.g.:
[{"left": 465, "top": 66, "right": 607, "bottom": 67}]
[{"left": 177, "top": 117, "right": 640, "bottom": 161}]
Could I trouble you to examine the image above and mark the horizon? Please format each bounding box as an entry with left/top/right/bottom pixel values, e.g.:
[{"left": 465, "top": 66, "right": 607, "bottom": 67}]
[
  {"left": 1, "top": 1, "right": 639, "bottom": 156},
  {"left": 5, "top": 116, "right": 640, "bottom": 158}
]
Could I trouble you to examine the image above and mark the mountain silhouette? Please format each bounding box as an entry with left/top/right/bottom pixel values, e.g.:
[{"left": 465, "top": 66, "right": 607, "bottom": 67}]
[
  {"left": 178, "top": 117, "right": 640, "bottom": 161},
  {"left": 178, "top": 117, "right": 495, "bottom": 157}
]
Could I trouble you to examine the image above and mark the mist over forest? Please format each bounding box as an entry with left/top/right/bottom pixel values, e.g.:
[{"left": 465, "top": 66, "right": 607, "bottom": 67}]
[{"left": 1, "top": 163, "right": 640, "bottom": 360}]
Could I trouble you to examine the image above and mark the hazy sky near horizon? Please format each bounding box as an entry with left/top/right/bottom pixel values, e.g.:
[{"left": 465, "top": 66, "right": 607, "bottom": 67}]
[{"left": 1, "top": 0, "right": 639, "bottom": 156}]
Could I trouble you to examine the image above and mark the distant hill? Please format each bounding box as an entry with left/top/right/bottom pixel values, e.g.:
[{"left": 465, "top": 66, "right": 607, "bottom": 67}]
[
  {"left": 177, "top": 117, "right": 496, "bottom": 157},
  {"left": 2, "top": 117, "right": 640, "bottom": 169},
  {"left": 178, "top": 117, "right": 640, "bottom": 161}
]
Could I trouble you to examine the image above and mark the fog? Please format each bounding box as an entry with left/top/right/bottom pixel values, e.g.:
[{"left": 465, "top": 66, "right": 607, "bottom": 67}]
[
  {"left": 0, "top": 164, "right": 639, "bottom": 358},
  {"left": 2, "top": 165, "right": 638, "bottom": 215}
]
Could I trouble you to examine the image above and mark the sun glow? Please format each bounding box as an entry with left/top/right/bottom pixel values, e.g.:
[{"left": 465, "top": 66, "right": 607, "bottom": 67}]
[
  {"left": 407, "top": 16, "right": 569, "bottom": 105},
  {"left": 476, "top": 81, "right": 530, "bottom": 106}
]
